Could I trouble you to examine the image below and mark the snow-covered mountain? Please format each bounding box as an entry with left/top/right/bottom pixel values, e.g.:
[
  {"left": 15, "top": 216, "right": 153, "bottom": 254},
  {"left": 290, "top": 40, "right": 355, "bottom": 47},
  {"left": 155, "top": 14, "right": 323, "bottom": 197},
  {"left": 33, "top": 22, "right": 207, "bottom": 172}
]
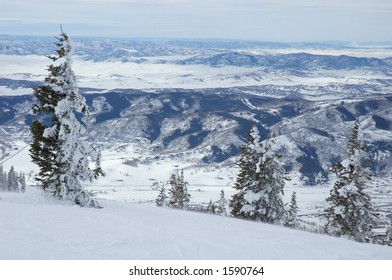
[
  {"left": 0, "top": 35, "right": 374, "bottom": 58},
  {"left": 1, "top": 86, "right": 392, "bottom": 186},
  {"left": 1, "top": 36, "right": 392, "bottom": 193},
  {"left": 179, "top": 51, "right": 392, "bottom": 70}
]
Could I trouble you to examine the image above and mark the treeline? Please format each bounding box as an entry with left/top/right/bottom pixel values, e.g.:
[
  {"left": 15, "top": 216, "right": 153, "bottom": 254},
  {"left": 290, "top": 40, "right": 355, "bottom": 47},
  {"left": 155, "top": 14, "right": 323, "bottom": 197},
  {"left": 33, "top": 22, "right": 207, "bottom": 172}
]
[
  {"left": 0, "top": 165, "right": 26, "bottom": 192},
  {"left": 156, "top": 121, "right": 392, "bottom": 246},
  {"left": 156, "top": 170, "right": 229, "bottom": 216}
]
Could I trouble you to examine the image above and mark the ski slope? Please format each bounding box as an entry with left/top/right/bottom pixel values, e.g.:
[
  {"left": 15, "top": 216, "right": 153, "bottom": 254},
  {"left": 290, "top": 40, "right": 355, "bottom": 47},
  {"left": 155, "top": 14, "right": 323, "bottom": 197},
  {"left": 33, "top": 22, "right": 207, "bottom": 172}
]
[{"left": 1, "top": 188, "right": 391, "bottom": 260}]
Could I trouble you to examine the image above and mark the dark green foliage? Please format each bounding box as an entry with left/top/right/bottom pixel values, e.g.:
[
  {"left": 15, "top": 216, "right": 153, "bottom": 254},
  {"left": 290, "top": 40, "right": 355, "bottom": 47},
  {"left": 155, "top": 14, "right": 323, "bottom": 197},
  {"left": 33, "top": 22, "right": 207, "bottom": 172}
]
[
  {"left": 229, "top": 126, "right": 257, "bottom": 218},
  {"left": 30, "top": 120, "right": 58, "bottom": 192},
  {"left": 29, "top": 30, "right": 104, "bottom": 207},
  {"left": 230, "top": 125, "right": 286, "bottom": 224},
  {"left": 284, "top": 191, "right": 299, "bottom": 228},
  {"left": 156, "top": 185, "right": 168, "bottom": 207},
  {"left": 29, "top": 32, "right": 69, "bottom": 195},
  {"left": 168, "top": 170, "right": 190, "bottom": 209},
  {"left": 325, "top": 119, "right": 376, "bottom": 242}
]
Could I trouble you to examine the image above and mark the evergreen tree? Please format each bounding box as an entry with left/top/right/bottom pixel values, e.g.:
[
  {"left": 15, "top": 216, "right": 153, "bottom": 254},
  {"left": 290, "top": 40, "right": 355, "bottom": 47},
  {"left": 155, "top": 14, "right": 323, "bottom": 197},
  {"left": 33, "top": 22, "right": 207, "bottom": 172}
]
[
  {"left": 325, "top": 120, "right": 376, "bottom": 242},
  {"left": 168, "top": 170, "right": 190, "bottom": 209},
  {"left": 0, "top": 165, "right": 5, "bottom": 191},
  {"left": 156, "top": 185, "right": 168, "bottom": 207},
  {"left": 207, "top": 199, "right": 216, "bottom": 214},
  {"left": 386, "top": 221, "right": 392, "bottom": 246},
  {"left": 29, "top": 29, "right": 104, "bottom": 207},
  {"left": 230, "top": 125, "right": 286, "bottom": 224},
  {"left": 7, "top": 166, "right": 19, "bottom": 192},
  {"left": 19, "top": 172, "right": 26, "bottom": 193},
  {"left": 229, "top": 125, "right": 259, "bottom": 217},
  {"left": 216, "top": 189, "right": 228, "bottom": 216},
  {"left": 284, "top": 191, "right": 299, "bottom": 228}
]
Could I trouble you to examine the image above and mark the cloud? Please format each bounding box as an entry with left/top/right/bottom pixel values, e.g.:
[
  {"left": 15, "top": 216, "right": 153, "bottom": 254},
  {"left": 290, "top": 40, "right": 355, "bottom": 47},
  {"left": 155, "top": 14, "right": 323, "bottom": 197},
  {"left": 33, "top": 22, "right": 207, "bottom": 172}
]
[{"left": 1, "top": 0, "right": 391, "bottom": 41}]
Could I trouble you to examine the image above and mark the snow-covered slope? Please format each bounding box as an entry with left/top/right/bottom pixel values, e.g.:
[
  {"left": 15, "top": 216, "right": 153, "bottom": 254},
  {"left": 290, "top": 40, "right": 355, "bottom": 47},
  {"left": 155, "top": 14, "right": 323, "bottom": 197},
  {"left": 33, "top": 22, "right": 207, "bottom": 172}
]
[
  {"left": 2, "top": 89, "right": 392, "bottom": 186},
  {"left": 1, "top": 188, "right": 391, "bottom": 260}
]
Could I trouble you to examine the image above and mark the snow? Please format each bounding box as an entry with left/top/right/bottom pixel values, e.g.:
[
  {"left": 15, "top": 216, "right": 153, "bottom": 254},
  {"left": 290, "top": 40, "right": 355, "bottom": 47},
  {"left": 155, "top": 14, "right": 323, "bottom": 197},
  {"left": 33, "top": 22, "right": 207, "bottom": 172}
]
[
  {"left": 1, "top": 187, "right": 392, "bottom": 260},
  {"left": 0, "top": 86, "right": 33, "bottom": 96},
  {"left": 0, "top": 53, "right": 390, "bottom": 94},
  {"left": 244, "top": 190, "right": 263, "bottom": 203},
  {"left": 248, "top": 46, "right": 392, "bottom": 59}
]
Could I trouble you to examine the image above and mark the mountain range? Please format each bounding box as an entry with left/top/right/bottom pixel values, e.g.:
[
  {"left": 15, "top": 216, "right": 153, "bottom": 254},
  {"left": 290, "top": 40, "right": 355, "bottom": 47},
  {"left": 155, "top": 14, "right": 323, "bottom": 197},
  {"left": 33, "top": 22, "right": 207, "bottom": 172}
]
[{"left": 1, "top": 36, "right": 392, "bottom": 187}]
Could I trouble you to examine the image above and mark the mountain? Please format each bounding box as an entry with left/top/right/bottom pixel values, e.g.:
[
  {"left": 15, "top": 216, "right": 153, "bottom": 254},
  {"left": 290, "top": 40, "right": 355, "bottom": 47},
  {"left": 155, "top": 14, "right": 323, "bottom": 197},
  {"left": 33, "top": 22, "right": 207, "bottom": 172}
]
[
  {"left": 1, "top": 36, "right": 392, "bottom": 188},
  {"left": 179, "top": 51, "right": 391, "bottom": 70},
  {"left": 0, "top": 35, "right": 358, "bottom": 58},
  {"left": 1, "top": 86, "right": 392, "bottom": 187}
]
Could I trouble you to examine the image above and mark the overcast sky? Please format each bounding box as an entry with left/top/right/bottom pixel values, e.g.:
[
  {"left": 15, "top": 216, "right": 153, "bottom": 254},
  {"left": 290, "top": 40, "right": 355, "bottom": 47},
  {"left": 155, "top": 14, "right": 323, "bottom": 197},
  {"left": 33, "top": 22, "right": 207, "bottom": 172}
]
[{"left": 1, "top": 0, "right": 391, "bottom": 42}]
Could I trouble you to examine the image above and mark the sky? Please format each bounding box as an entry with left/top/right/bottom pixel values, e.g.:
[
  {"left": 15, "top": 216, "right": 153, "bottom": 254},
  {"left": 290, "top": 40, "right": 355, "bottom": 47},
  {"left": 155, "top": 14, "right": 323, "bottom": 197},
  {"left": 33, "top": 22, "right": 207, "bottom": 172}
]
[{"left": 1, "top": 0, "right": 391, "bottom": 42}]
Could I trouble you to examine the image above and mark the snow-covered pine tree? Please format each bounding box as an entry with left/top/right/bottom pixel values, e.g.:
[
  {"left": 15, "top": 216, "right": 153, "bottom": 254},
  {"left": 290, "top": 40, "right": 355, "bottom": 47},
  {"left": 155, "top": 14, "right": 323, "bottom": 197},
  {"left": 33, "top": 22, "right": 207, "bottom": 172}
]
[
  {"left": 229, "top": 125, "right": 259, "bottom": 217},
  {"left": 325, "top": 119, "right": 376, "bottom": 243},
  {"left": 0, "top": 165, "right": 5, "bottom": 191},
  {"left": 7, "top": 166, "right": 19, "bottom": 192},
  {"left": 216, "top": 189, "right": 228, "bottom": 216},
  {"left": 19, "top": 172, "right": 26, "bottom": 193},
  {"left": 156, "top": 185, "right": 168, "bottom": 207},
  {"left": 386, "top": 221, "right": 392, "bottom": 246},
  {"left": 29, "top": 29, "right": 104, "bottom": 207},
  {"left": 284, "top": 191, "right": 299, "bottom": 228},
  {"left": 207, "top": 199, "right": 216, "bottom": 214},
  {"left": 168, "top": 170, "right": 190, "bottom": 209},
  {"left": 230, "top": 125, "right": 286, "bottom": 224}
]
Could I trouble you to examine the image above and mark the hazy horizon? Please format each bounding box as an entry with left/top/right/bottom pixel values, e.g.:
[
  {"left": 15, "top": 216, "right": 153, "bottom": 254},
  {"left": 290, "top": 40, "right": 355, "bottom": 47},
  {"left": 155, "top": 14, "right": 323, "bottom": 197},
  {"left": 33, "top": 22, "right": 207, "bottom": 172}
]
[{"left": 1, "top": 0, "right": 392, "bottom": 43}]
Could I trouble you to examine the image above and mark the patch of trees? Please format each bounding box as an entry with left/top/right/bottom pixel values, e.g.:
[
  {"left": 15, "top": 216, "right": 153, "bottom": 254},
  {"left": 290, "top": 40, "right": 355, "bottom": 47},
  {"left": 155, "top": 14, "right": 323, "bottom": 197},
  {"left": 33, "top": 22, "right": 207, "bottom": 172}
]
[
  {"left": 0, "top": 165, "right": 26, "bottom": 193},
  {"left": 156, "top": 120, "right": 391, "bottom": 245}
]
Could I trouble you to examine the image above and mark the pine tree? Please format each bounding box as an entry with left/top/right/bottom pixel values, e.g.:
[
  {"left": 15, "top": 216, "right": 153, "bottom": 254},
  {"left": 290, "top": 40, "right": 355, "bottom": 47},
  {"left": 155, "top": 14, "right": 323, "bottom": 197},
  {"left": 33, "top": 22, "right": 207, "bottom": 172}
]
[
  {"left": 284, "top": 191, "right": 299, "bottom": 228},
  {"left": 325, "top": 119, "right": 376, "bottom": 242},
  {"left": 230, "top": 125, "right": 286, "bottom": 224},
  {"left": 207, "top": 199, "right": 216, "bottom": 214},
  {"left": 0, "top": 165, "right": 5, "bottom": 191},
  {"left": 19, "top": 172, "right": 26, "bottom": 193},
  {"left": 156, "top": 185, "right": 168, "bottom": 207},
  {"left": 230, "top": 125, "right": 259, "bottom": 217},
  {"left": 7, "top": 166, "right": 19, "bottom": 192},
  {"left": 216, "top": 189, "right": 228, "bottom": 216},
  {"left": 168, "top": 170, "right": 190, "bottom": 209},
  {"left": 386, "top": 221, "right": 392, "bottom": 246},
  {"left": 29, "top": 29, "right": 104, "bottom": 207}
]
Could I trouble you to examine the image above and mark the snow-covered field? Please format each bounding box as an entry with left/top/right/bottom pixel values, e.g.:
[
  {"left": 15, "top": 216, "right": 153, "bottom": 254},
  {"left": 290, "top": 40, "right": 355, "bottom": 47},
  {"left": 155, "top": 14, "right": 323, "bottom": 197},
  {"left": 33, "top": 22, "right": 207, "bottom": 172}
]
[
  {"left": 0, "top": 52, "right": 390, "bottom": 94},
  {"left": 1, "top": 187, "right": 392, "bottom": 260}
]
